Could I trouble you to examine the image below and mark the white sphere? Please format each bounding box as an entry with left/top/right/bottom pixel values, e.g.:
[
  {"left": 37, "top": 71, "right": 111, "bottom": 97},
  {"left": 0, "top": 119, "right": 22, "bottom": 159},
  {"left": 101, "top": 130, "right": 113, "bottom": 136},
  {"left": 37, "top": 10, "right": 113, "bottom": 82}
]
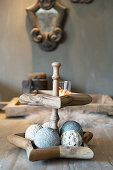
[
  {"left": 42, "top": 122, "right": 53, "bottom": 128},
  {"left": 25, "top": 124, "right": 42, "bottom": 141},
  {"left": 61, "top": 130, "right": 82, "bottom": 146}
]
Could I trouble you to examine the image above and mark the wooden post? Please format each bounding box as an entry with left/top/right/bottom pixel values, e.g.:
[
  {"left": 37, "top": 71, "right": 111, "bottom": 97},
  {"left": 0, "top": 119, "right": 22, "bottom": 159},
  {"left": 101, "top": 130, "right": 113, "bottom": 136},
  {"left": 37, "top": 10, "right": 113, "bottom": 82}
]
[{"left": 51, "top": 62, "right": 61, "bottom": 129}]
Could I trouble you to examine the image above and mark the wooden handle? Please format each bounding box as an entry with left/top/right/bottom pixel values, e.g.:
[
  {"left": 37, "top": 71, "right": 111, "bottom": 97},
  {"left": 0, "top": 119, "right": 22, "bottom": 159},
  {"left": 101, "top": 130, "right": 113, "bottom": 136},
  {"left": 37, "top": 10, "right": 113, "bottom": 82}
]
[
  {"left": 52, "top": 62, "right": 61, "bottom": 96},
  {"left": 0, "top": 102, "right": 9, "bottom": 105},
  {"left": 29, "top": 145, "right": 94, "bottom": 162},
  {"left": 83, "top": 132, "right": 93, "bottom": 144},
  {"left": 51, "top": 62, "right": 61, "bottom": 96},
  {"left": 60, "top": 145, "right": 94, "bottom": 160},
  {"left": 29, "top": 147, "right": 60, "bottom": 161},
  {"left": 51, "top": 62, "right": 61, "bottom": 129},
  {"left": 7, "top": 134, "right": 33, "bottom": 150}
]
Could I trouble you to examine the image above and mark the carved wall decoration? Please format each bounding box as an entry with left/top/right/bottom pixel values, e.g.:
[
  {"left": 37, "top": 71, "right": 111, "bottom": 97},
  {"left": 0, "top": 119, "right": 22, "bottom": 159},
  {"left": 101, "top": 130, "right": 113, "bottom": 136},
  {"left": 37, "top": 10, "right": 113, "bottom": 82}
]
[
  {"left": 71, "top": 0, "right": 94, "bottom": 3},
  {"left": 26, "top": 0, "right": 67, "bottom": 51}
]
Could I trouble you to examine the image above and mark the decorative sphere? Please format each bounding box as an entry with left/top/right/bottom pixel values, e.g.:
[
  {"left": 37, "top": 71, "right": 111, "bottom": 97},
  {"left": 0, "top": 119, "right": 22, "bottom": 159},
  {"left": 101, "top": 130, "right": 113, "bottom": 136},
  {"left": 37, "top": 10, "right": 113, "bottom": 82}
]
[
  {"left": 42, "top": 122, "right": 53, "bottom": 128},
  {"left": 34, "top": 128, "right": 60, "bottom": 148},
  {"left": 25, "top": 124, "right": 42, "bottom": 141},
  {"left": 59, "top": 121, "right": 83, "bottom": 136},
  {"left": 61, "top": 130, "right": 82, "bottom": 146}
]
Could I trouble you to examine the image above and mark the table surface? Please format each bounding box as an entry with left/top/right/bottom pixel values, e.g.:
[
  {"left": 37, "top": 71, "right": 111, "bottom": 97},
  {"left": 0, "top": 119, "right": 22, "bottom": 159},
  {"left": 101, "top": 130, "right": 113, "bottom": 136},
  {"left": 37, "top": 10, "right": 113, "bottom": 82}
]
[{"left": 0, "top": 109, "right": 113, "bottom": 170}]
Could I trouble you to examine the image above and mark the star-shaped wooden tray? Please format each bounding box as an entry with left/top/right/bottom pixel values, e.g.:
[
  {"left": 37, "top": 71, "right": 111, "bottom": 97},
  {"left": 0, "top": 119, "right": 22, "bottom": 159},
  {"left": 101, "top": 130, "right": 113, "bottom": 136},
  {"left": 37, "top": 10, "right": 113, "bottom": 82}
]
[{"left": 7, "top": 131, "right": 94, "bottom": 162}]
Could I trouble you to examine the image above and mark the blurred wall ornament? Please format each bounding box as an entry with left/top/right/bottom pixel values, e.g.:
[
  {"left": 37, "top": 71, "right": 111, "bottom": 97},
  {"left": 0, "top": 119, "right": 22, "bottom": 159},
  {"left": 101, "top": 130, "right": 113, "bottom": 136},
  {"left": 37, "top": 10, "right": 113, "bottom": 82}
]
[
  {"left": 26, "top": 0, "right": 67, "bottom": 51},
  {"left": 71, "top": 0, "right": 94, "bottom": 3}
]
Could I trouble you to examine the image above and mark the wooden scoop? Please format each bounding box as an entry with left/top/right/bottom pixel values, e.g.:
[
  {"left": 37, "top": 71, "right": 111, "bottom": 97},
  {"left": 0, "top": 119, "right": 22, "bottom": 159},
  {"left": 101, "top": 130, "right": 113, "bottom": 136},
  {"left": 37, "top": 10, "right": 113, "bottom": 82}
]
[{"left": 7, "top": 132, "right": 94, "bottom": 162}]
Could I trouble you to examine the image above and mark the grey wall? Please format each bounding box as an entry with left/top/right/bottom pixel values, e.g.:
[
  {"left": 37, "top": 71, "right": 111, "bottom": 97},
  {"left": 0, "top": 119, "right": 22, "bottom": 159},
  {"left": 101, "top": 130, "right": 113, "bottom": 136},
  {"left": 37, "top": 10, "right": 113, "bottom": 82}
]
[{"left": 0, "top": 0, "right": 113, "bottom": 101}]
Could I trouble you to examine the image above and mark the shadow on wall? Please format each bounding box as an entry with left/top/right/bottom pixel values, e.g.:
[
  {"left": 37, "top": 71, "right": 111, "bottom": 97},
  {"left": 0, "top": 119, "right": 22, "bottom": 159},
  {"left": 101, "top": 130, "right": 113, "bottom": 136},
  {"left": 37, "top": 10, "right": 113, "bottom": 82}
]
[{"left": 0, "top": 82, "right": 20, "bottom": 101}]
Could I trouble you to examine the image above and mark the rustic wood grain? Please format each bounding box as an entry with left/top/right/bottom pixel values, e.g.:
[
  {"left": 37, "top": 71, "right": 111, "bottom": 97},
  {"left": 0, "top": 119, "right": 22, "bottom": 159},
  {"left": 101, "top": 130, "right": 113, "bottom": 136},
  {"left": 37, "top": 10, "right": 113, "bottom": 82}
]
[
  {"left": 0, "top": 102, "right": 9, "bottom": 105},
  {"left": 70, "top": 94, "right": 113, "bottom": 116},
  {"left": 0, "top": 101, "right": 9, "bottom": 111},
  {"left": 19, "top": 93, "right": 92, "bottom": 109},
  {"left": 60, "top": 145, "right": 94, "bottom": 160},
  {"left": 7, "top": 131, "right": 94, "bottom": 162},
  {"left": 83, "top": 132, "right": 93, "bottom": 144},
  {"left": 19, "top": 93, "right": 61, "bottom": 108},
  {"left": 5, "top": 94, "right": 113, "bottom": 117},
  {"left": 5, "top": 98, "right": 19, "bottom": 108},
  {"left": 51, "top": 62, "right": 61, "bottom": 129}
]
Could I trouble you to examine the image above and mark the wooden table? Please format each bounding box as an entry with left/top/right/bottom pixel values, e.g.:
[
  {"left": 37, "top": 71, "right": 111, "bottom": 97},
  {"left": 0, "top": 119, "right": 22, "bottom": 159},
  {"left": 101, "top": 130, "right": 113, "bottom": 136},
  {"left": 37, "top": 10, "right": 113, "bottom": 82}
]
[{"left": 0, "top": 110, "right": 113, "bottom": 170}]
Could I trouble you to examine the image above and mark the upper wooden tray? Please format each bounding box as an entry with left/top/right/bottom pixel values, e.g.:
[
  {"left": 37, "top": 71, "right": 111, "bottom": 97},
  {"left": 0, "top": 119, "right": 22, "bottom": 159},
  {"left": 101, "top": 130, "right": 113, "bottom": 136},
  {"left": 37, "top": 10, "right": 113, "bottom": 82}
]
[
  {"left": 19, "top": 91, "right": 92, "bottom": 109},
  {"left": 5, "top": 91, "right": 113, "bottom": 117}
]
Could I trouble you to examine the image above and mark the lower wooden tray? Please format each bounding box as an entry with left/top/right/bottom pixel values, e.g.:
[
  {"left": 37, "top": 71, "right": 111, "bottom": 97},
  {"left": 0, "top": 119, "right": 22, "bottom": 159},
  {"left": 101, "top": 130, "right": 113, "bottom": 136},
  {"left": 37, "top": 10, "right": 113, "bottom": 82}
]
[{"left": 7, "top": 132, "right": 94, "bottom": 162}]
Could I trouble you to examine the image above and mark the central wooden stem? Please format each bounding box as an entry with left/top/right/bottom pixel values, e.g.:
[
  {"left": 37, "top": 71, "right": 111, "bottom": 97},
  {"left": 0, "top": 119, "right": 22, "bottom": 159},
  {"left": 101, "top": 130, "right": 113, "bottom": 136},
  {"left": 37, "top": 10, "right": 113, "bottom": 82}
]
[{"left": 51, "top": 62, "right": 61, "bottom": 130}]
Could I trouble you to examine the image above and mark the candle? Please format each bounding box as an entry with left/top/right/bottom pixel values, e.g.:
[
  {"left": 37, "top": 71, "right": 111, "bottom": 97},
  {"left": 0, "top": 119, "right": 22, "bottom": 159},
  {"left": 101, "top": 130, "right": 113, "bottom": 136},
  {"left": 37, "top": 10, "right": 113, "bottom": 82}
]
[{"left": 59, "top": 80, "right": 72, "bottom": 96}]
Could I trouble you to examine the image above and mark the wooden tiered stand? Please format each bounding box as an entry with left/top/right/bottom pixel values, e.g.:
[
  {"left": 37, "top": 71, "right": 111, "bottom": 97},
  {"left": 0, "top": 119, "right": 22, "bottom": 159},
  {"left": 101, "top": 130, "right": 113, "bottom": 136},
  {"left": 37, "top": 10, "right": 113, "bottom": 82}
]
[{"left": 7, "top": 62, "right": 94, "bottom": 162}]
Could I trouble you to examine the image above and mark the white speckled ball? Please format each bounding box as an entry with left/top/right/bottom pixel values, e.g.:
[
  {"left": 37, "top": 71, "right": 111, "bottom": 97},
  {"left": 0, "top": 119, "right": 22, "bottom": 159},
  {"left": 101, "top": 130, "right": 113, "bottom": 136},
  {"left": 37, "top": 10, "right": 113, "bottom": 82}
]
[
  {"left": 42, "top": 122, "right": 53, "bottom": 128},
  {"left": 61, "top": 130, "right": 82, "bottom": 146},
  {"left": 25, "top": 124, "right": 42, "bottom": 141},
  {"left": 34, "top": 128, "right": 60, "bottom": 148}
]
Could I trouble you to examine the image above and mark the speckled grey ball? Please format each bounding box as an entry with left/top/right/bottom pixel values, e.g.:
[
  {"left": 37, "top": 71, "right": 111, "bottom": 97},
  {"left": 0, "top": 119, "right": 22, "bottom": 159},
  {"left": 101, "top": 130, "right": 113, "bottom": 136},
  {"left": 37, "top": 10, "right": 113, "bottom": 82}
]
[
  {"left": 59, "top": 121, "right": 83, "bottom": 136},
  {"left": 25, "top": 124, "right": 42, "bottom": 141},
  {"left": 34, "top": 128, "right": 60, "bottom": 148}
]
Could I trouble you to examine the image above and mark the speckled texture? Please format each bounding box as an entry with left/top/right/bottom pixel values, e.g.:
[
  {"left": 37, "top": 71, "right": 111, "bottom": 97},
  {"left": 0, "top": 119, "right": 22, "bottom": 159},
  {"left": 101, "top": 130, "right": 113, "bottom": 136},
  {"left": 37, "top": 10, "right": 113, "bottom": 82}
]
[
  {"left": 42, "top": 122, "right": 53, "bottom": 128},
  {"left": 61, "top": 130, "right": 82, "bottom": 146},
  {"left": 59, "top": 121, "right": 83, "bottom": 136},
  {"left": 34, "top": 128, "right": 60, "bottom": 148},
  {"left": 25, "top": 124, "right": 42, "bottom": 141}
]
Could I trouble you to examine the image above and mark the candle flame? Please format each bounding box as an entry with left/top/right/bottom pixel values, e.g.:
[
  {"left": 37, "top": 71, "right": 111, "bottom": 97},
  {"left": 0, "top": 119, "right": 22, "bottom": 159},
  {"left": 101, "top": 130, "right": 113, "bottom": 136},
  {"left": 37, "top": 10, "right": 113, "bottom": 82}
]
[{"left": 59, "top": 89, "right": 72, "bottom": 96}]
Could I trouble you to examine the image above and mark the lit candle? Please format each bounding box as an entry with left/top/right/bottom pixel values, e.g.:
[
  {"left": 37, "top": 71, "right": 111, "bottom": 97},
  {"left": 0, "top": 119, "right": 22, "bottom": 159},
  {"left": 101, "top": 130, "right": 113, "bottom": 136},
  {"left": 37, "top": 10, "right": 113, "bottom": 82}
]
[{"left": 59, "top": 80, "right": 72, "bottom": 96}]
